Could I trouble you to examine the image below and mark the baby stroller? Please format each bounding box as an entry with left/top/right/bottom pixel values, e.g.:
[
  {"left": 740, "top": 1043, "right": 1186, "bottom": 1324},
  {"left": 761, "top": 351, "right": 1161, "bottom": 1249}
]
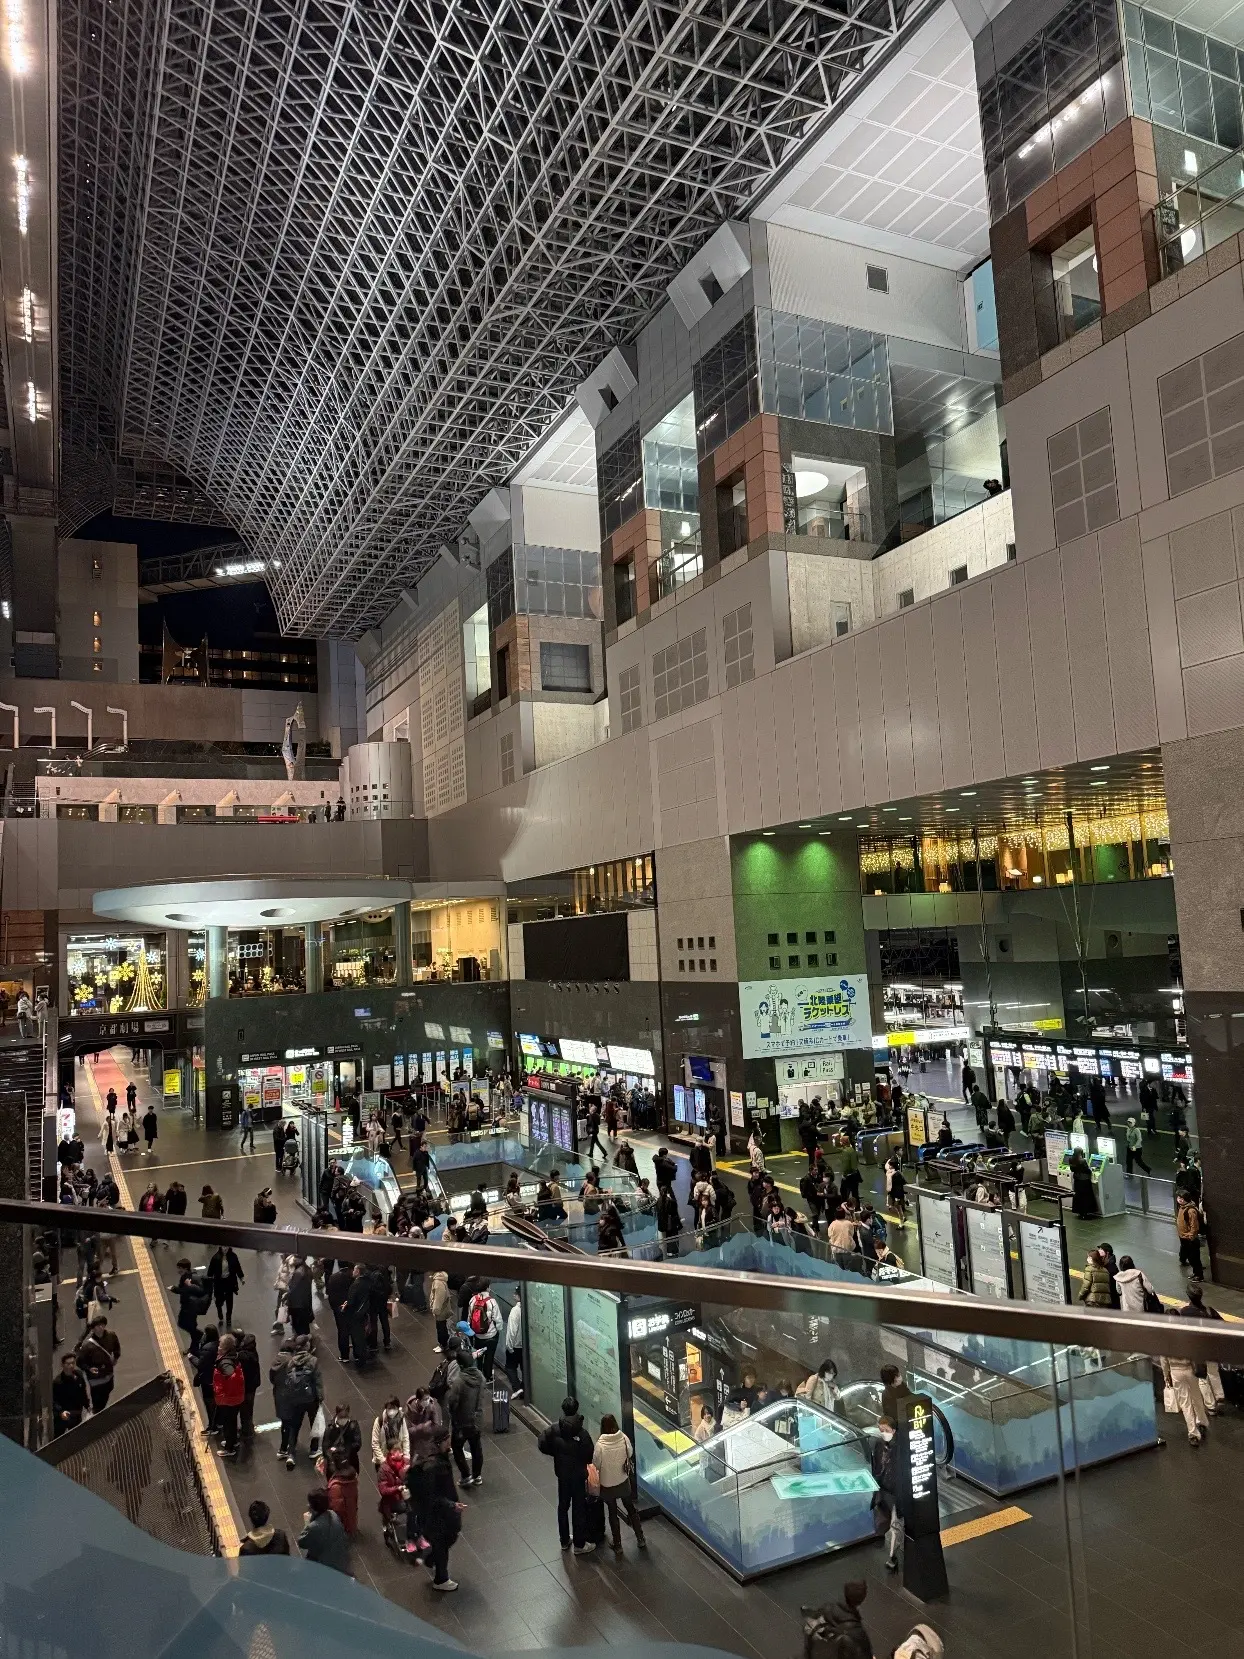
[
  {"left": 377, "top": 1450, "right": 409, "bottom": 1557},
  {"left": 281, "top": 1137, "right": 301, "bottom": 1175}
]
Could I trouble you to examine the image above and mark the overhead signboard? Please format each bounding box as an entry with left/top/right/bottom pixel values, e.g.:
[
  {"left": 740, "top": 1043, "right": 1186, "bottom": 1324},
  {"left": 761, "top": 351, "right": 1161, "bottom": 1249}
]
[
  {"left": 739, "top": 974, "right": 870, "bottom": 1057},
  {"left": 558, "top": 1037, "right": 599, "bottom": 1066},
  {"left": 606, "top": 1044, "right": 655, "bottom": 1075}
]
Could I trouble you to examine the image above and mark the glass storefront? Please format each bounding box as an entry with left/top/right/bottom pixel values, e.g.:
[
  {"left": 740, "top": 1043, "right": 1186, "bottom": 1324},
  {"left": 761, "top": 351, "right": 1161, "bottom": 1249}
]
[
  {"left": 860, "top": 807, "right": 1172, "bottom": 894},
  {"left": 67, "top": 932, "right": 166, "bottom": 1014},
  {"left": 228, "top": 928, "right": 306, "bottom": 995},
  {"left": 410, "top": 899, "right": 504, "bottom": 982},
  {"left": 327, "top": 912, "right": 395, "bottom": 987}
]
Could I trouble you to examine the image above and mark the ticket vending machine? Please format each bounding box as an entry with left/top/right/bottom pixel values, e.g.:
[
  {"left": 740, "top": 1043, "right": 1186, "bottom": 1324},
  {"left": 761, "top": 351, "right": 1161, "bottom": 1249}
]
[{"left": 1090, "top": 1135, "right": 1125, "bottom": 1217}]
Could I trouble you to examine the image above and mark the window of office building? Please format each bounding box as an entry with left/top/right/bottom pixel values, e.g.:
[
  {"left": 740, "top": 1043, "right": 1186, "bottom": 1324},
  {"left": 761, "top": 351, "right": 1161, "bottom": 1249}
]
[
  {"left": 463, "top": 603, "right": 491, "bottom": 717},
  {"left": 722, "top": 603, "right": 755, "bottom": 688},
  {"left": 539, "top": 641, "right": 592, "bottom": 692},
  {"left": 598, "top": 424, "right": 644, "bottom": 537},
  {"left": 652, "top": 628, "right": 709, "bottom": 720},
  {"left": 486, "top": 548, "right": 516, "bottom": 632},
  {"left": 1159, "top": 332, "right": 1244, "bottom": 497},
  {"left": 756, "top": 308, "right": 893, "bottom": 435},
  {"left": 1047, "top": 406, "right": 1120, "bottom": 540},
  {"left": 693, "top": 313, "right": 760, "bottom": 459},
  {"left": 977, "top": 0, "right": 1126, "bottom": 219},
  {"left": 1125, "top": 4, "right": 1244, "bottom": 153},
  {"left": 516, "top": 545, "right": 601, "bottom": 620},
  {"left": 500, "top": 730, "right": 516, "bottom": 786},
  {"left": 619, "top": 664, "right": 642, "bottom": 732}
]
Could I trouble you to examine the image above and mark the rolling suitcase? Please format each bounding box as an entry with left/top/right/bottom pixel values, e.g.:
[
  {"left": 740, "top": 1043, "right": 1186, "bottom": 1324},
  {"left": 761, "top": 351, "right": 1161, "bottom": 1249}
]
[
  {"left": 492, "top": 1378, "right": 511, "bottom": 1433},
  {"left": 584, "top": 1492, "right": 606, "bottom": 1546}
]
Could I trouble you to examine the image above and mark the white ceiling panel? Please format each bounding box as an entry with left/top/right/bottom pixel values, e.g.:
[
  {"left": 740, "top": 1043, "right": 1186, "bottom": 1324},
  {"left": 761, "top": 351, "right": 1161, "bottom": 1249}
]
[{"left": 754, "top": 1, "right": 989, "bottom": 269}]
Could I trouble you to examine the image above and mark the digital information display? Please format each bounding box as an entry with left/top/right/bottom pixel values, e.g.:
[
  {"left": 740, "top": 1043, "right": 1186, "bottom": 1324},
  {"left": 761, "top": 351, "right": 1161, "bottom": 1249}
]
[{"left": 900, "top": 1393, "right": 948, "bottom": 1601}]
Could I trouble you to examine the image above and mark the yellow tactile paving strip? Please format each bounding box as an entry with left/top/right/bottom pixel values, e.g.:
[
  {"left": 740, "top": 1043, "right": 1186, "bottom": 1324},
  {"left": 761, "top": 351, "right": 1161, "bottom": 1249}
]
[{"left": 83, "top": 1062, "right": 242, "bottom": 1555}]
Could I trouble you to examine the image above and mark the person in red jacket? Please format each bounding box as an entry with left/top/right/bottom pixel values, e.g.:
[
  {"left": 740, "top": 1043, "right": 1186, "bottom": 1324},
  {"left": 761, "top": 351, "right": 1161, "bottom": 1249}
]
[
  {"left": 212, "top": 1333, "right": 246, "bottom": 1458},
  {"left": 326, "top": 1448, "right": 360, "bottom": 1536},
  {"left": 377, "top": 1448, "right": 409, "bottom": 1537}
]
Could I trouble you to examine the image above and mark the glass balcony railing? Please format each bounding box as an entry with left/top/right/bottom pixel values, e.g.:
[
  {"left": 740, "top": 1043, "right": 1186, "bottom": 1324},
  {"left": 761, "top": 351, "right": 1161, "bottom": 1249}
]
[
  {"left": 6, "top": 1197, "right": 1244, "bottom": 1651},
  {"left": 1156, "top": 145, "right": 1244, "bottom": 276}
]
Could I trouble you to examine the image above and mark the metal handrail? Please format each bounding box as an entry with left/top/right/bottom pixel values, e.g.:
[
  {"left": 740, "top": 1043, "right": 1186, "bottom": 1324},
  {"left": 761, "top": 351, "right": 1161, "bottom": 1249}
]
[{"left": 8, "top": 1196, "right": 1242, "bottom": 1364}]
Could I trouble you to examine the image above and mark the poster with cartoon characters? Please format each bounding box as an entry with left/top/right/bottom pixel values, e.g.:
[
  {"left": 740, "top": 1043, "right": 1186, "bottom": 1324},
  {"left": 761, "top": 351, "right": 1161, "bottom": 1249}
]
[{"left": 738, "top": 974, "right": 870, "bottom": 1058}]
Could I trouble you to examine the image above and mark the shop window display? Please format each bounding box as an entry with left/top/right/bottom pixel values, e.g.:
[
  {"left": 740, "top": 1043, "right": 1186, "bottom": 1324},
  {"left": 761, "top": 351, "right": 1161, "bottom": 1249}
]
[{"left": 67, "top": 933, "right": 166, "bottom": 1014}]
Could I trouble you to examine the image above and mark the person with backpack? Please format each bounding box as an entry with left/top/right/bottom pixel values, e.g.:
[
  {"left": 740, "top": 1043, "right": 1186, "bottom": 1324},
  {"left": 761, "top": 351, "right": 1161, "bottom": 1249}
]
[
  {"left": 465, "top": 1280, "right": 502, "bottom": 1380},
  {"left": 538, "top": 1394, "right": 595, "bottom": 1554},
  {"left": 239, "top": 1498, "right": 290, "bottom": 1556},
  {"left": 801, "top": 1582, "right": 873, "bottom": 1659},
  {"left": 173, "top": 1257, "right": 211, "bottom": 1356},
  {"left": 213, "top": 1333, "right": 246, "bottom": 1458},
  {"left": 446, "top": 1343, "right": 485, "bottom": 1486},
  {"left": 269, "top": 1334, "right": 323, "bottom": 1469},
  {"left": 371, "top": 1397, "right": 410, "bottom": 1467}
]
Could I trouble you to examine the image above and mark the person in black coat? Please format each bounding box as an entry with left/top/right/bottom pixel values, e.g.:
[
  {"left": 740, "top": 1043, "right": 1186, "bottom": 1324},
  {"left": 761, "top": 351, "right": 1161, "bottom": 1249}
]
[
  {"left": 344, "top": 1263, "right": 372, "bottom": 1366},
  {"left": 196, "top": 1325, "right": 220, "bottom": 1429},
  {"left": 52, "top": 1353, "right": 90, "bottom": 1435},
  {"left": 272, "top": 1118, "right": 287, "bottom": 1171},
  {"left": 366, "top": 1264, "right": 394, "bottom": 1353},
  {"left": 321, "top": 1403, "right": 362, "bottom": 1471},
  {"left": 238, "top": 1498, "right": 290, "bottom": 1556},
  {"left": 538, "top": 1395, "right": 595, "bottom": 1552},
  {"left": 652, "top": 1148, "right": 677, "bottom": 1192},
  {"left": 207, "top": 1246, "right": 245, "bottom": 1328},
  {"left": 237, "top": 1332, "right": 262, "bottom": 1439},
  {"left": 406, "top": 1428, "right": 463, "bottom": 1588},
  {"left": 326, "top": 1262, "right": 354, "bottom": 1363},
  {"left": 174, "top": 1258, "right": 209, "bottom": 1355},
  {"left": 869, "top": 1419, "right": 903, "bottom": 1571}
]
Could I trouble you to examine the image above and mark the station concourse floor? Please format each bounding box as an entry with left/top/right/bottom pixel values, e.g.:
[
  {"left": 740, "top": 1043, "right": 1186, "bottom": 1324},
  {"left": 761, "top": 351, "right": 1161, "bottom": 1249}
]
[{"left": 63, "top": 1047, "right": 1244, "bottom": 1659}]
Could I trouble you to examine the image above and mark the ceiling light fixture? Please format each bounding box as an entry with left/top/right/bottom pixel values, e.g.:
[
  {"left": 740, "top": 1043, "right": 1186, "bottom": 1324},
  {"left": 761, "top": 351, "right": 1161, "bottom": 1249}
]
[
  {"left": 1090, "top": 764, "right": 1109, "bottom": 772},
  {"left": 4, "top": 1, "right": 27, "bottom": 76},
  {"left": 19, "top": 285, "right": 32, "bottom": 342},
  {"left": 794, "top": 468, "right": 829, "bottom": 499},
  {"left": 24, "top": 380, "right": 35, "bottom": 422}
]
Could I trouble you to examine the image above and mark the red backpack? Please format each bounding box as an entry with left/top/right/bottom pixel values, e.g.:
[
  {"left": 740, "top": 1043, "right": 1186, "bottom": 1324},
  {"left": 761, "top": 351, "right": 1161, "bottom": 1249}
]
[{"left": 468, "top": 1293, "right": 489, "bottom": 1335}]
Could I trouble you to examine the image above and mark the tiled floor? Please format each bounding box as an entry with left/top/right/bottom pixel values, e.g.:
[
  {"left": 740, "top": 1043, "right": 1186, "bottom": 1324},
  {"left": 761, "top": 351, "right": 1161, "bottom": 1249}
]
[{"left": 63, "top": 1047, "right": 1244, "bottom": 1659}]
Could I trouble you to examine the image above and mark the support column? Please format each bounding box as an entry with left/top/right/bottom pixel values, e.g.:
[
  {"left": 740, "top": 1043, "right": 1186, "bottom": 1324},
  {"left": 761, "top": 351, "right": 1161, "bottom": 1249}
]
[
  {"left": 207, "top": 927, "right": 228, "bottom": 1000},
  {"left": 0, "top": 1089, "right": 30, "bottom": 1443},
  {"left": 393, "top": 903, "right": 413, "bottom": 989},
  {"left": 305, "top": 922, "right": 323, "bottom": 995}
]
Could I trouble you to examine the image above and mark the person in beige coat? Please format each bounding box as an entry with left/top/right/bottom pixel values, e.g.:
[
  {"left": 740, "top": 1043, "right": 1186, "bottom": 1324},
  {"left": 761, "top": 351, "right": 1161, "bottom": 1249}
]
[{"left": 429, "top": 1271, "right": 453, "bottom": 1352}]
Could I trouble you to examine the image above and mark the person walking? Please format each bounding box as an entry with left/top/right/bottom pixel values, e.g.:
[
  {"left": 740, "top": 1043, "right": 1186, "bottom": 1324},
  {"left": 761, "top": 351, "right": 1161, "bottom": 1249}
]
[
  {"left": 539, "top": 1395, "right": 595, "bottom": 1554},
  {"left": 75, "top": 1315, "right": 120, "bottom": 1414},
  {"left": 207, "top": 1243, "right": 245, "bottom": 1329},
  {"left": 1115, "top": 1255, "right": 1160, "bottom": 1313},
  {"left": 870, "top": 1416, "right": 904, "bottom": 1570},
  {"left": 239, "top": 1498, "right": 290, "bottom": 1555},
  {"left": 1078, "top": 1249, "right": 1113, "bottom": 1308},
  {"left": 272, "top": 1117, "right": 287, "bottom": 1173},
  {"left": 269, "top": 1334, "right": 323, "bottom": 1469},
  {"left": 325, "top": 1449, "right": 360, "bottom": 1537},
  {"left": 592, "top": 1415, "right": 645, "bottom": 1555},
  {"left": 446, "top": 1344, "right": 485, "bottom": 1486},
  {"left": 253, "top": 1187, "right": 277, "bottom": 1225},
  {"left": 213, "top": 1333, "right": 246, "bottom": 1459},
  {"left": 298, "top": 1489, "right": 351, "bottom": 1573},
  {"left": 465, "top": 1279, "right": 502, "bottom": 1379},
  {"left": 344, "top": 1263, "right": 372, "bottom": 1368},
  {"left": 1177, "top": 1193, "right": 1205, "bottom": 1282},
  {"left": 326, "top": 1259, "right": 354, "bottom": 1361},
  {"left": 1124, "top": 1117, "right": 1152, "bottom": 1176},
  {"left": 53, "top": 1353, "right": 90, "bottom": 1435},
  {"left": 321, "top": 1401, "right": 363, "bottom": 1471},
  {"left": 139, "top": 1106, "right": 158, "bottom": 1157},
  {"left": 239, "top": 1104, "right": 256, "bottom": 1154},
  {"left": 407, "top": 1426, "right": 464, "bottom": 1590},
  {"left": 286, "top": 1258, "right": 314, "bottom": 1337},
  {"left": 237, "top": 1331, "right": 261, "bottom": 1440},
  {"left": 1180, "top": 1282, "right": 1226, "bottom": 1415},
  {"left": 173, "top": 1257, "right": 210, "bottom": 1356},
  {"left": 200, "top": 1185, "right": 224, "bottom": 1220}
]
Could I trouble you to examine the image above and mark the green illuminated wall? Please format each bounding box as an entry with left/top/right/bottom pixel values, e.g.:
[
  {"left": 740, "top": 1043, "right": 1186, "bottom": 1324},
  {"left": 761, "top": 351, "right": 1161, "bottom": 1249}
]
[{"left": 730, "top": 832, "right": 866, "bottom": 983}]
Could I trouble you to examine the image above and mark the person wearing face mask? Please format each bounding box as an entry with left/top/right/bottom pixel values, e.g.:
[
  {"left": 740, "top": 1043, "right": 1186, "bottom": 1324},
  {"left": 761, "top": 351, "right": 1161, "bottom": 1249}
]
[{"left": 870, "top": 1416, "right": 903, "bottom": 1572}]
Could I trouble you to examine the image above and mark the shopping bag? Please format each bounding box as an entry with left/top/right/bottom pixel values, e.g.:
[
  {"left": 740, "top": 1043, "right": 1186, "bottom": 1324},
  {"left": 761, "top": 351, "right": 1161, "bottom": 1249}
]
[
  {"left": 586, "top": 1463, "right": 600, "bottom": 1496},
  {"left": 1163, "top": 1385, "right": 1178, "bottom": 1416},
  {"left": 308, "top": 1403, "right": 327, "bottom": 1454}
]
